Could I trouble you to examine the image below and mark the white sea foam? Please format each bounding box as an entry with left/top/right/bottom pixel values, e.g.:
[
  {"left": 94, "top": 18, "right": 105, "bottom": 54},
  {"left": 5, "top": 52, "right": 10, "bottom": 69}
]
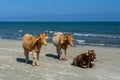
[
  {"left": 45, "top": 31, "right": 55, "bottom": 34},
  {"left": 18, "top": 29, "right": 23, "bottom": 32},
  {"left": 89, "top": 43, "right": 105, "bottom": 46},
  {"left": 75, "top": 39, "right": 105, "bottom": 46},
  {"left": 76, "top": 39, "right": 85, "bottom": 43},
  {"left": 49, "top": 31, "right": 54, "bottom": 33},
  {"left": 74, "top": 33, "right": 120, "bottom": 39}
]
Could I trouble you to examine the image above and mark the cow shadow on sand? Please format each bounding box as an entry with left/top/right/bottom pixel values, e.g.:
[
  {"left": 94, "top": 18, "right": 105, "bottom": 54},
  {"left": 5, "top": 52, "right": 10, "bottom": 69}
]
[
  {"left": 16, "top": 58, "right": 33, "bottom": 65},
  {"left": 46, "top": 53, "right": 59, "bottom": 59}
]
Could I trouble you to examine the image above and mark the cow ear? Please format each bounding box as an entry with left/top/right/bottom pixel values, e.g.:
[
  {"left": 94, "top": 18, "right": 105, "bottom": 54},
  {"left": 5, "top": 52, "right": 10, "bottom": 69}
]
[
  {"left": 46, "top": 36, "right": 48, "bottom": 39},
  {"left": 39, "top": 34, "right": 43, "bottom": 39},
  {"left": 69, "top": 34, "right": 73, "bottom": 36},
  {"left": 92, "top": 50, "right": 95, "bottom": 52},
  {"left": 45, "top": 34, "right": 48, "bottom": 39},
  {"left": 88, "top": 50, "right": 91, "bottom": 53}
]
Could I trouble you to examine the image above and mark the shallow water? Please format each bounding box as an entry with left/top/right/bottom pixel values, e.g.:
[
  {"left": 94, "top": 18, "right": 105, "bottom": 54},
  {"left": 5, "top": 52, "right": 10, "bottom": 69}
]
[{"left": 0, "top": 22, "right": 120, "bottom": 47}]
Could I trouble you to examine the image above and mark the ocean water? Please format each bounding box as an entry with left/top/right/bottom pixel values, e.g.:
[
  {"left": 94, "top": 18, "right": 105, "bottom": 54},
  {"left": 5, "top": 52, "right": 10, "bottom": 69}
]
[{"left": 0, "top": 22, "right": 120, "bottom": 47}]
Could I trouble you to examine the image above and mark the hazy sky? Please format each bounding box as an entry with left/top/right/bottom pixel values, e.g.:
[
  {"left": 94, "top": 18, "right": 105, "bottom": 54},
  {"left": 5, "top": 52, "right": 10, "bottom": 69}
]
[{"left": 0, "top": 0, "right": 120, "bottom": 21}]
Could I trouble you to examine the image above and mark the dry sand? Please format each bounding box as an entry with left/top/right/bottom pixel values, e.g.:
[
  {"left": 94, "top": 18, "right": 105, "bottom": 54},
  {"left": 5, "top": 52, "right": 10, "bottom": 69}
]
[{"left": 0, "top": 39, "right": 120, "bottom": 80}]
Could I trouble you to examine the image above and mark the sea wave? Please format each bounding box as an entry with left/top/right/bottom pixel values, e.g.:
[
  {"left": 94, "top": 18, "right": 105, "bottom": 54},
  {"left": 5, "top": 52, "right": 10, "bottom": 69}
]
[
  {"left": 45, "top": 31, "right": 55, "bottom": 34},
  {"left": 0, "top": 29, "right": 120, "bottom": 47},
  {"left": 74, "top": 33, "right": 120, "bottom": 39},
  {"left": 75, "top": 39, "right": 105, "bottom": 46},
  {"left": 17, "top": 37, "right": 22, "bottom": 40},
  {"left": 46, "top": 31, "right": 74, "bottom": 35},
  {"left": 75, "top": 39, "right": 85, "bottom": 43},
  {"left": 88, "top": 43, "right": 105, "bottom": 46},
  {"left": 18, "top": 29, "right": 23, "bottom": 32}
]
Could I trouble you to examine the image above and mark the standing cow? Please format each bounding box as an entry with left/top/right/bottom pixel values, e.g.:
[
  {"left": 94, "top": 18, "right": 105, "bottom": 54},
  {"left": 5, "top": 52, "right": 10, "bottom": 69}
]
[
  {"left": 53, "top": 32, "right": 74, "bottom": 60},
  {"left": 22, "top": 33, "right": 48, "bottom": 66}
]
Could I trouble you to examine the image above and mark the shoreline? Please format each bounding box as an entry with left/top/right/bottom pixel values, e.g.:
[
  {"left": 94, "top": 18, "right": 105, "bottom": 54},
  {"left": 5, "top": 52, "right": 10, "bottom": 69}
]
[
  {"left": 0, "top": 38, "right": 120, "bottom": 49},
  {"left": 0, "top": 38, "right": 120, "bottom": 80}
]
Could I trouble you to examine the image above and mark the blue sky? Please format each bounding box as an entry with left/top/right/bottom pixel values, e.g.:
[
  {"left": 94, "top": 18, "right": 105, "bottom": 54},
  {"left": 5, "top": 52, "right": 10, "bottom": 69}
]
[{"left": 0, "top": 0, "right": 120, "bottom": 21}]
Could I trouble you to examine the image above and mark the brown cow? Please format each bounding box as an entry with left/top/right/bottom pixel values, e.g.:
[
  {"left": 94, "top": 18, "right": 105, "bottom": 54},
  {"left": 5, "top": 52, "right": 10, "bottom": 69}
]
[
  {"left": 53, "top": 32, "right": 74, "bottom": 60},
  {"left": 22, "top": 33, "right": 48, "bottom": 66},
  {"left": 72, "top": 50, "right": 96, "bottom": 68}
]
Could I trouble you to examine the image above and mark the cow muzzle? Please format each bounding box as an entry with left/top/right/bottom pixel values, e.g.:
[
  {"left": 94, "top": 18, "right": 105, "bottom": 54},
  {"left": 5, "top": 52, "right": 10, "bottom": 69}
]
[{"left": 44, "top": 43, "right": 48, "bottom": 46}]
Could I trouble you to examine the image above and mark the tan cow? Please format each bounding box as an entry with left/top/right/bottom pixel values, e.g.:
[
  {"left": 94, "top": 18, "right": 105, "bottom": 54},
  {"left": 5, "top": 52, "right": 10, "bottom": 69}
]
[
  {"left": 22, "top": 33, "right": 48, "bottom": 66},
  {"left": 53, "top": 32, "right": 74, "bottom": 60}
]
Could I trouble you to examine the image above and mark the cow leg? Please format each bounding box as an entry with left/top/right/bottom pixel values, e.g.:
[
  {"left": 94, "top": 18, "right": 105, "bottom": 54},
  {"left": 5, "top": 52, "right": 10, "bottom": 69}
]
[
  {"left": 32, "top": 51, "right": 37, "bottom": 66},
  {"left": 81, "top": 65, "right": 87, "bottom": 68},
  {"left": 36, "top": 52, "right": 40, "bottom": 66},
  {"left": 56, "top": 46, "right": 60, "bottom": 57},
  {"left": 25, "top": 53, "right": 29, "bottom": 63},
  {"left": 59, "top": 49, "right": 63, "bottom": 60},
  {"left": 89, "top": 62, "right": 94, "bottom": 68},
  {"left": 64, "top": 49, "right": 68, "bottom": 60},
  {"left": 79, "top": 62, "right": 87, "bottom": 68},
  {"left": 24, "top": 50, "right": 29, "bottom": 63},
  {"left": 57, "top": 45, "right": 63, "bottom": 60}
]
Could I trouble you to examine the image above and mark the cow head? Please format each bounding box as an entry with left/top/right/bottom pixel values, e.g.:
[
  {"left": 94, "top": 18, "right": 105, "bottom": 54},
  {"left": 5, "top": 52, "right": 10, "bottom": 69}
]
[
  {"left": 60, "top": 34, "right": 74, "bottom": 46},
  {"left": 37, "top": 33, "right": 48, "bottom": 45},
  {"left": 87, "top": 50, "right": 96, "bottom": 61}
]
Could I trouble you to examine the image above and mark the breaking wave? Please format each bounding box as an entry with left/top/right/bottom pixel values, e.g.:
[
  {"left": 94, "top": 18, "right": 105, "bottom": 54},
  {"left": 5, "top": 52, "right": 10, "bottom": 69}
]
[{"left": 74, "top": 33, "right": 120, "bottom": 39}]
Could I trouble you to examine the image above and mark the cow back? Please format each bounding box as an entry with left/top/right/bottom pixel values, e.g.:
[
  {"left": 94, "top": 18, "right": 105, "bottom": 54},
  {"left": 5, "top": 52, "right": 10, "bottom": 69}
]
[
  {"left": 22, "top": 34, "right": 37, "bottom": 51},
  {"left": 52, "top": 32, "right": 63, "bottom": 46}
]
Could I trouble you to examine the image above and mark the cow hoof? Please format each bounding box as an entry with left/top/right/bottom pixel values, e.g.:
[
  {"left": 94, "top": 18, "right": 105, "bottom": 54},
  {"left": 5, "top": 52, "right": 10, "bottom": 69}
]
[
  {"left": 32, "top": 64, "right": 39, "bottom": 66},
  {"left": 64, "top": 57, "right": 68, "bottom": 60},
  {"left": 60, "top": 58, "right": 62, "bottom": 60},
  {"left": 60, "top": 56, "right": 63, "bottom": 60},
  {"left": 36, "top": 63, "right": 40, "bottom": 66},
  {"left": 32, "top": 64, "right": 35, "bottom": 66},
  {"left": 32, "top": 63, "right": 36, "bottom": 66}
]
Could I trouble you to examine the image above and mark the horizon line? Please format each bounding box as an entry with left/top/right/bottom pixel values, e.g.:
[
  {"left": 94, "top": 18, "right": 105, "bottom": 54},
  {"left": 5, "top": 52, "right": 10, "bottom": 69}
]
[{"left": 0, "top": 21, "right": 120, "bottom": 22}]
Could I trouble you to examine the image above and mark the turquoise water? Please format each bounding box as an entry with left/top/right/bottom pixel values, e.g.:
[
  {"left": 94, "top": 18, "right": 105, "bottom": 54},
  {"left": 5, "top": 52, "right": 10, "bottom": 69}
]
[{"left": 0, "top": 22, "right": 120, "bottom": 47}]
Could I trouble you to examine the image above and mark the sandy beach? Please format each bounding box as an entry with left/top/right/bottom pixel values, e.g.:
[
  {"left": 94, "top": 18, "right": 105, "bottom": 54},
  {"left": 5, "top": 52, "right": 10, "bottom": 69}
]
[{"left": 0, "top": 39, "right": 120, "bottom": 80}]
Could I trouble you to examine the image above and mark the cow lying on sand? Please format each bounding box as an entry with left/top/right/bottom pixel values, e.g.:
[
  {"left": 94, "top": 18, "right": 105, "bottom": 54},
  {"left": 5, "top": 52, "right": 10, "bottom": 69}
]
[
  {"left": 53, "top": 32, "right": 74, "bottom": 60},
  {"left": 72, "top": 50, "right": 96, "bottom": 68},
  {"left": 22, "top": 33, "right": 48, "bottom": 66}
]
